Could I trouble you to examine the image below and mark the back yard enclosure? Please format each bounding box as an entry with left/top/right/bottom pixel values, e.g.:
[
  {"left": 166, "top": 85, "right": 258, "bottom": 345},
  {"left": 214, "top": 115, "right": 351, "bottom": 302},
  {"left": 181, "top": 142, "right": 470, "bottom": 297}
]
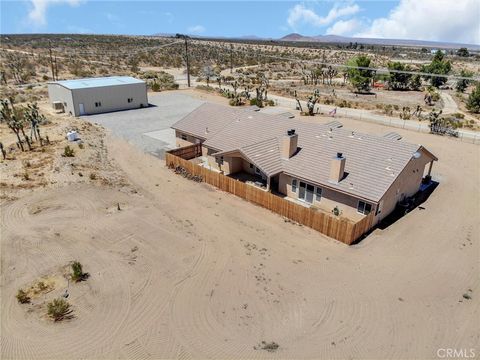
[{"left": 166, "top": 144, "right": 374, "bottom": 245}]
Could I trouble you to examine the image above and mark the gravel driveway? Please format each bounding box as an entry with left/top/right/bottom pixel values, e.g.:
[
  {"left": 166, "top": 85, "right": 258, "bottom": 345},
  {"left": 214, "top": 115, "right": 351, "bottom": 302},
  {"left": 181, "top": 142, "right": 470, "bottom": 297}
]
[{"left": 82, "top": 92, "right": 204, "bottom": 158}]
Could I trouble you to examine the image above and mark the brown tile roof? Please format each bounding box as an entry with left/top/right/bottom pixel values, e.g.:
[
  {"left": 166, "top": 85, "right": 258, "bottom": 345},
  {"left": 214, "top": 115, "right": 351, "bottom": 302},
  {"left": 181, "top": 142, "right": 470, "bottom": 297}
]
[
  {"left": 171, "top": 103, "right": 437, "bottom": 202},
  {"left": 214, "top": 138, "right": 283, "bottom": 177}
]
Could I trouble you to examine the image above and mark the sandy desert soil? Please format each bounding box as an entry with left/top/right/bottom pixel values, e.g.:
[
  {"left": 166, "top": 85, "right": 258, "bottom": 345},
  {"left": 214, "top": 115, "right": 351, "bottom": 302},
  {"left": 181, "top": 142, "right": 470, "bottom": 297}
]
[{"left": 1, "top": 106, "right": 479, "bottom": 359}]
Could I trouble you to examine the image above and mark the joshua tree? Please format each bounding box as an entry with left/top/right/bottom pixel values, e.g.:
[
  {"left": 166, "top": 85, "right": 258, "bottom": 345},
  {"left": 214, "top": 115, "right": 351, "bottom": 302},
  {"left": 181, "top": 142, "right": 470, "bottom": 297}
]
[
  {"left": 428, "top": 109, "right": 444, "bottom": 134},
  {"left": 306, "top": 90, "right": 320, "bottom": 116},
  {"left": 24, "top": 103, "right": 45, "bottom": 142},
  {"left": 0, "top": 142, "right": 6, "bottom": 160},
  {"left": 0, "top": 99, "right": 26, "bottom": 151},
  {"left": 294, "top": 90, "right": 303, "bottom": 112}
]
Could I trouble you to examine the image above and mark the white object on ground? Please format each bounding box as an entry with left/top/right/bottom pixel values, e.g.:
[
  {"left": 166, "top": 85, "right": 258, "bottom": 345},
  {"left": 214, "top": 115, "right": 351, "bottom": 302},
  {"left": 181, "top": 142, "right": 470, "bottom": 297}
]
[{"left": 67, "top": 131, "right": 79, "bottom": 142}]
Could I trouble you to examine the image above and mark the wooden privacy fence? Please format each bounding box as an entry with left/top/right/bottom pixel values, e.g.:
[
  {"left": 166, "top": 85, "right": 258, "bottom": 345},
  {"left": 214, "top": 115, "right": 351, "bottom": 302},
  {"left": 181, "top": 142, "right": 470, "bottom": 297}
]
[
  {"left": 168, "top": 143, "right": 202, "bottom": 160},
  {"left": 166, "top": 151, "right": 374, "bottom": 245}
]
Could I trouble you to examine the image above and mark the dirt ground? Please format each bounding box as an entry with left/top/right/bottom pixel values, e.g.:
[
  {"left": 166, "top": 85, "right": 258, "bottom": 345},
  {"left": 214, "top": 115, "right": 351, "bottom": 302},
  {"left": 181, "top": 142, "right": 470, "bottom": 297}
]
[{"left": 1, "top": 101, "right": 479, "bottom": 359}]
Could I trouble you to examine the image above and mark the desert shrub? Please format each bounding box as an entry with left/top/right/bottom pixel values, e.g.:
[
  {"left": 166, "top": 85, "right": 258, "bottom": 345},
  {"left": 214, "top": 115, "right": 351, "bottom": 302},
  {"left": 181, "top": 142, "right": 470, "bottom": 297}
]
[
  {"left": 71, "top": 261, "right": 84, "bottom": 282},
  {"left": 37, "top": 281, "right": 47, "bottom": 291},
  {"left": 78, "top": 143, "right": 84, "bottom": 149},
  {"left": 383, "top": 104, "right": 393, "bottom": 115},
  {"left": 47, "top": 298, "right": 71, "bottom": 321},
  {"left": 196, "top": 85, "right": 215, "bottom": 92},
  {"left": 255, "top": 341, "right": 279, "bottom": 352},
  {"left": 332, "top": 206, "right": 341, "bottom": 216},
  {"left": 427, "top": 86, "right": 440, "bottom": 102},
  {"left": 466, "top": 83, "right": 480, "bottom": 113},
  {"left": 89, "top": 172, "right": 97, "bottom": 180},
  {"left": 267, "top": 99, "right": 275, "bottom": 106},
  {"left": 16, "top": 289, "right": 30, "bottom": 304},
  {"left": 62, "top": 146, "right": 75, "bottom": 157}
]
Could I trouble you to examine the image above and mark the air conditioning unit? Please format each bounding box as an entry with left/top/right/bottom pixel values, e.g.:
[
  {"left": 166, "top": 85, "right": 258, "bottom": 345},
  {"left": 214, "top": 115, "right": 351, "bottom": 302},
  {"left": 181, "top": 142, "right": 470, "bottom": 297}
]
[{"left": 53, "top": 101, "right": 65, "bottom": 112}]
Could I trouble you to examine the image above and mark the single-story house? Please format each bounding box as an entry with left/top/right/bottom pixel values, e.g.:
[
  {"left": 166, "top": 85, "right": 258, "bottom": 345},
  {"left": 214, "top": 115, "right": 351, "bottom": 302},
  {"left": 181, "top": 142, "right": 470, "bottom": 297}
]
[
  {"left": 47, "top": 76, "right": 148, "bottom": 116},
  {"left": 171, "top": 103, "right": 437, "bottom": 224}
]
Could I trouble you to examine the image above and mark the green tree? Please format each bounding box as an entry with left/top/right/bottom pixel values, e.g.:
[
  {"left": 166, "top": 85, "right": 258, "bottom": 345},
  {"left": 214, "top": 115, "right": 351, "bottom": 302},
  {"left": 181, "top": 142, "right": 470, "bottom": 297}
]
[
  {"left": 466, "top": 83, "right": 480, "bottom": 113},
  {"left": 409, "top": 75, "right": 422, "bottom": 91},
  {"left": 347, "top": 55, "right": 373, "bottom": 93},
  {"left": 422, "top": 51, "right": 451, "bottom": 88},
  {"left": 387, "top": 61, "right": 412, "bottom": 90},
  {"left": 455, "top": 70, "right": 473, "bottom": 93},
  {"left": 456, "top": 48, "right": 469, "bottom": 57}
]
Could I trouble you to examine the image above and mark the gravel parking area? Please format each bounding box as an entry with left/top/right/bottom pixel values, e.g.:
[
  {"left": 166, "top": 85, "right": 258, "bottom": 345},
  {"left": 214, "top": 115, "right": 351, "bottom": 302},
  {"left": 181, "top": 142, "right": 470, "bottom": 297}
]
[{"left": 83, "top": 92, "right": 204, "bottom": 158}]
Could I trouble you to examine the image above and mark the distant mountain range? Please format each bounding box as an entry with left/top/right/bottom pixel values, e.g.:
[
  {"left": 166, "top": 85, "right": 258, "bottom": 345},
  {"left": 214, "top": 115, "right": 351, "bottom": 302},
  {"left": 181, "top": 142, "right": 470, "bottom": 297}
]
[
  {"left": 152, "top": 32, "right": 479, "bottom": 50},
  {"left": 279, "top": 33, "right": 479, "bottom": 50}
]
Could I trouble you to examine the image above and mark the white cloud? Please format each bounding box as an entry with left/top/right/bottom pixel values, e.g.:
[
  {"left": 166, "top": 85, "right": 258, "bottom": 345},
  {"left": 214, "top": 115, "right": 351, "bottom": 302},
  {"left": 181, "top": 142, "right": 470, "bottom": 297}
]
[
  {"left": 356, "top": 0, "right": 480, "bottom": 44},
  {"left": 187, "top": 25, "right": 205, "bottom": 34},
  {"left": 106, "top": 13, "right": 119, "bottom": 22},
  {"left": 326, "top": 18, "right": 363, "bottom": 36},
  {"left": 287, "top": 3, "right": 360, "bottom": 30},
  {"left": 27, "top": 0, "right": 82, "bottom": 26},
  {"left": 164, "top": 12, "right": 174, "bottom": 24}
]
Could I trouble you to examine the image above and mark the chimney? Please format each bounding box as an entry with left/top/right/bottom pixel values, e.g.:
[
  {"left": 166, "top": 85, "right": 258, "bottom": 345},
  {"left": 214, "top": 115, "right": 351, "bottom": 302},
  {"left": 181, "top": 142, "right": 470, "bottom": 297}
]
[
  {"left": 329, "top": 152, "right": 346, "bottom": 183},
  {"left": 281, "top": 129, "right": 298, "bottom": 159}
]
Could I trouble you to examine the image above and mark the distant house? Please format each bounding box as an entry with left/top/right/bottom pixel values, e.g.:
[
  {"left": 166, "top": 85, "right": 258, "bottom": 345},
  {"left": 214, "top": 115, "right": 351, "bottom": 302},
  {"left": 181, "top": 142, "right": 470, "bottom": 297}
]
[
  {"left": 47, "top": 76, "right": 148, "bottom": 116},
  {"left": 172, "top": 103, "right": 437, "bottom": 225},
  {"left": 430, "top": 49, "right": 446, "bottom": 55}
]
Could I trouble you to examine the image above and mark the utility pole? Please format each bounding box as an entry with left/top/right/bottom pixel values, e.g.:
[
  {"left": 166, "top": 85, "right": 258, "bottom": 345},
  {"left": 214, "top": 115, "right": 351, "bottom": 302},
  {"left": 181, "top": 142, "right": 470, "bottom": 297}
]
[
  {"left": 54, "top": 55, "right": 58, "bottom": 81},
  {"left": 175, "top": 34, "right": 191, "bottom": 87},
  {"left": 48, "top": 40, "right": 55, "bottom": 81},
  {"left": 230, "top": 43, "right": 233, "bottom": 74},
  {"left": 183, "top": 37, "right": 191, "bottom": 87}
]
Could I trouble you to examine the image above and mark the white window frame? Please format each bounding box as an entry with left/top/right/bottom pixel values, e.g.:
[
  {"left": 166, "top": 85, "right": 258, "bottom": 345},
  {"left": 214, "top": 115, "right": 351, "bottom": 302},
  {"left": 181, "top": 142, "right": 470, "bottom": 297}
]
[
  {"left": 292, "top": 179, "right": 297, "bottom": 193},
  {"left": 315, "top": 187, "right": 322, "bottom": 201},
  {"left": 357, "top": 200, "right": 372, "bottom": 215}
]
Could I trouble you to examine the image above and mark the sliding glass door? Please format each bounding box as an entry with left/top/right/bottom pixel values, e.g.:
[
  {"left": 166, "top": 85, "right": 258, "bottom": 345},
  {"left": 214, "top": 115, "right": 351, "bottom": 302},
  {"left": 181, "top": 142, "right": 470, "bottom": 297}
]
[
  {"left": 298, "top": 182, "right": 314, "bottom": 203},
  {"left": 299, "top": 181, "right": 306, "bottom": 200},
  {"left": 305, "top": 184, "right": 314, "bottom": 203}
]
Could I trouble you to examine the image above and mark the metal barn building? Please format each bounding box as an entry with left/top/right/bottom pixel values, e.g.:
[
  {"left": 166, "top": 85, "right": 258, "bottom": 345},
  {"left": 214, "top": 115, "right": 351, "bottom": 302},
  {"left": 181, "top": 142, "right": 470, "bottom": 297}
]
[{"left": 47, "top": 76, "right": 148, "bottom": 116}]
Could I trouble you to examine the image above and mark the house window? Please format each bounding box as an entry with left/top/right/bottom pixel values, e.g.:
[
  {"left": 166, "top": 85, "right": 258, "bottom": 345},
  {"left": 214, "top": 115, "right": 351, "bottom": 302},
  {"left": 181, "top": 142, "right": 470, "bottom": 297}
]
[
  {"left": 219, "top": 156, "right": 224, "bottom": 165},
  {"left": 292, "top": 179, "right": 297, "bottom": 192},
  {"left": 95, "top": 102, "right": 102, "bottom": 107},
  {"left": 305, "top": 184, "right": 314, "bottom": 203},
  {"left": 255, "top": 166, "right": 261, "bottom": 175},
  {"left": 357, "top": 201, "right": 372, "bottom": 215},
  {"left": 249, "top": 163, "right": 254, "bottom": 169},
  {"left": 181, "top": 134, "right": 187, "bottom": 141},
  {"left": 315, "top": 187, "right": 322, "bottom": 201},
  {"left": 127, "top": 98, "right": 133, "bottom": 103},
  {"left": 298, "top": 182, "right": 314, "bottom": 203}
]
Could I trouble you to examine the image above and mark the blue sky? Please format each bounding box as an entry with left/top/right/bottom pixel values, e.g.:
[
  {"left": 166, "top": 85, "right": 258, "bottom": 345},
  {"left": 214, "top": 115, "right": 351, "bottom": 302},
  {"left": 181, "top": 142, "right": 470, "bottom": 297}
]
[{"left": 1, "top": 0, "right": 479, "bottom": 44}]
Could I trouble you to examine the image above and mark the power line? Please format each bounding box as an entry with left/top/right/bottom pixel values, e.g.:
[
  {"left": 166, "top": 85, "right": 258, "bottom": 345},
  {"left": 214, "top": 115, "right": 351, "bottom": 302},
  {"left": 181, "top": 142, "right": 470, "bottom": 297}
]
[{"left": 193, "top": 39, "right": 480, "bottom": 82}]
